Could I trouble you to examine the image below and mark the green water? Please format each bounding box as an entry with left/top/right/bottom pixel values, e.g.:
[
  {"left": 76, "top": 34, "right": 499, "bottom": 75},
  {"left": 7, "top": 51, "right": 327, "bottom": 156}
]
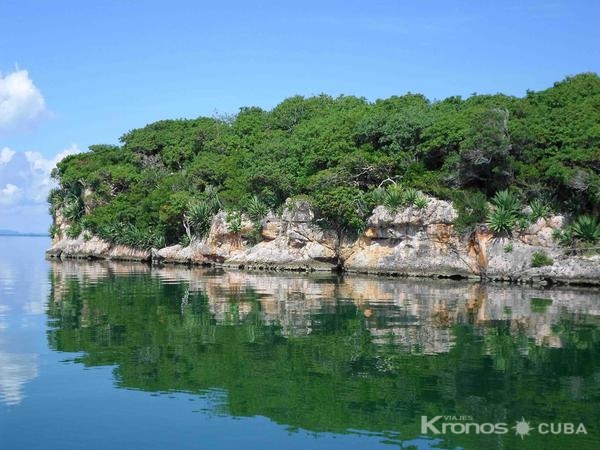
[{"left": 1, "top": 237, "right": 599, "bottom": 449}]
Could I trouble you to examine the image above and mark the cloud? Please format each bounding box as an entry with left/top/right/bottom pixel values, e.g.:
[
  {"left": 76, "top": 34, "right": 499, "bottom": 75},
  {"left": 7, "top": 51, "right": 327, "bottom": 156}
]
[
  {"left": 0, "top": 69, "right": 47, "bottom": 135},
  {"left": 0, "top": 184, "right": 21, "bottom": 205},
  {"left": 0, "top": 147, "right": 16, "bottom": 165},
  {"left": 0, "top": 145, "right": 80, "bottom": 231}
]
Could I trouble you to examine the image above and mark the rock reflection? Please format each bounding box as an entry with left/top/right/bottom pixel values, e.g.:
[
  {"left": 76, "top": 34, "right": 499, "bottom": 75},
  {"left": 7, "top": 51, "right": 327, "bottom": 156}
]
[{"left": 49, "top": 260, "right": 600, "bottom": 355}]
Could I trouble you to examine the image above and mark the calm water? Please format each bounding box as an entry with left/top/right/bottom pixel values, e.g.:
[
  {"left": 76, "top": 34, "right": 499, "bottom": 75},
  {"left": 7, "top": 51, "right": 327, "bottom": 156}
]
[{"left": 1, "top": 237, "right": 599, "bottom": 449}]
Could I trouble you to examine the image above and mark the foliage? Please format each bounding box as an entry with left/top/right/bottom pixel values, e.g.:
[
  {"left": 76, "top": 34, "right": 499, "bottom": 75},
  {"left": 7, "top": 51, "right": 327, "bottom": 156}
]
[
  {"left": 503, "top": 243, "right": 513, "bottom": 253},
  {"left": 382, "top": 185, "right": 404, "bottom": 213},
  {"left": 452, "top": 191, "right": 489, "bottom": 232},
  {"left": 487, "top": 206, "right": 517, "bottom": 236},
  {"left": 49, "top": 224, "right": 59, "bottom": 239},
  {"left": 570, "top": 215, "right": 600, "bottom": 244},
  {"left": 413, "top": 196, "right": 428, "bottom": 210},
  {"left": 226, "top": 211, "right": 242, "bottom": 234},
  {"left": 244, "top": 195, "right": 268, "bottom": 223},
  {"left": 529, "top": 198, "right": 552, "bottom": 222},
  {"left": 47, "top": 74, "right": 600, "bottom": 248},
  {"left": 490, "top": 189, "right": 520, "bottom": 214},
  {"left": 66, "top": 223, "right": 82, "bottom": 238},
  {"left": 531, "top": 251, "right": 554, "bottom": 267}
]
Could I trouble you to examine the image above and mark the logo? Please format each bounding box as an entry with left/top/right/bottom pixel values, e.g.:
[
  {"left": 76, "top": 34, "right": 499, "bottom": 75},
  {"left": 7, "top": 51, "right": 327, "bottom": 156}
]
[{"left": 421, "top": 415, "right": 587, "bottom": 439}]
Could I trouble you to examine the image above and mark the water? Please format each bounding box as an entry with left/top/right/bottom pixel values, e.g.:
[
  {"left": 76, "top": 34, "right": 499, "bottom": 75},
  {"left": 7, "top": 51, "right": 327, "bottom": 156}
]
[{"left": 0, "top": 236, "right": 599, "bottom": 449}]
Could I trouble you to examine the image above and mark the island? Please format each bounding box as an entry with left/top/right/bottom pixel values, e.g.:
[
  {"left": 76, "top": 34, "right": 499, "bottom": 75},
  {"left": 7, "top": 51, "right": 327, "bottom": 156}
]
[{"left": 46, "top": 74, "right": 600, "bottom": 285}]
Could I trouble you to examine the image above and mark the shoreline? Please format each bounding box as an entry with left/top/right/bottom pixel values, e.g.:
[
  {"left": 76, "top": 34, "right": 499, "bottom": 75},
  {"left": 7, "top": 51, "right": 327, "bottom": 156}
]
[{"left": 46, "top": 199, "right": 600, "bottom": 288}]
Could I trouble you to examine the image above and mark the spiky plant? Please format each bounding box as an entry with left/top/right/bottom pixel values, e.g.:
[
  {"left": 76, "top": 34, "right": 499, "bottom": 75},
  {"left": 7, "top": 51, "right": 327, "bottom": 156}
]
[
  {"left": 491, "top": 189, "right": 520, "bottom": 214},
  {"left": 226, "top": 211, "right": 242, "bottom": 234},
  {"left": 369, "top": 187, "right": 387, "bottom": 206},
  {"left": 62, "top": 194, "right": 84, "bottom": 222},
  {"left": 383, "top": 185, "right": 404, "bottom": 213},
  {"left": 187, "top": 200, "right": 214, "bottom": 238},
  {"left": 531, "top": 251, "right": 554, "bottom": 267},
  {"left": 245, "top": 195, "right": 268, "bottom": 223},
  {"left": 570, "top": 215, "right": 600, "bottom": 244},
  {"left": 413, "top": 196, "right": 428, "bottom": 210},
  {"left": 403, "top": 188, "right": 421, "bottom": 206},
  {"left": 529, "top": 199, "right": 552, "bottom": 222},
  {"left": 487, "top": 207, "right": 516, "bottom": 236}
]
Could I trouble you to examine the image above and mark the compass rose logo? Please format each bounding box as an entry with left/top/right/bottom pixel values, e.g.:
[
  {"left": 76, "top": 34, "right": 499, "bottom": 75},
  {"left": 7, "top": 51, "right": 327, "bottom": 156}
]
[{"left": 513, "top": 418, "right": 533, "bottom": 439}]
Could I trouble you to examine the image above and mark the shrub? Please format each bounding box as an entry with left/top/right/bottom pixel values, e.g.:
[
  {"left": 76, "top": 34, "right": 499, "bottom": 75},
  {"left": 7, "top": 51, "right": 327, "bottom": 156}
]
[
  {"left": 503, "top": 243, "right": 513, "bottom": 253},
  {"left": 403, "top": 187, "right": 421, "bottom": 206},
  {"left": 531, "top": 251, "right": 554, "bottom": 267},
  {"left": 179, "top": 234, "right": 192, "bottom": 247},
  {"left": 62, "top": 194, "right": 84, "bottom": 222},
  {"left": 49, "top": 224, "right": 59, "bottom": 239},
  {"left": 186, "top": 200, "right": 215, "bottom": 238}
]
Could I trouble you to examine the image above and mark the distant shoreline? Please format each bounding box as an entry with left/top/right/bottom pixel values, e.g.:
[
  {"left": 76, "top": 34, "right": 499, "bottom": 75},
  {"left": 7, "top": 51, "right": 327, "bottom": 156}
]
[{"left": 0, "top": 232, "right": 49, "bottom": 237}]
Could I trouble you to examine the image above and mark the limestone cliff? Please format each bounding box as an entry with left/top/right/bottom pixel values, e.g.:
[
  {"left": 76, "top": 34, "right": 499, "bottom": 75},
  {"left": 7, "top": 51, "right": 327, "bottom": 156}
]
[{"left": 47, "top": 197, "right": 600, "bottom": 285}]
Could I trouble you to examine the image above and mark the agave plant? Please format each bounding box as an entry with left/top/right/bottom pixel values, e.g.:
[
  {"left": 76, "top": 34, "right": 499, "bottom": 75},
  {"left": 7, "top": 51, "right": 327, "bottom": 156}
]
[
  {"left": 570, "top": 215, "right": 600, "bottom": 244},
  {"left": 187, "top": 200, "right": 215, "bottom": 238},
  {"left": 369, "top": 187, "right": 387, "bottom": 206},
  {"left": 529, "top": 198, "right": 552, "bottom": 222},
  {"left": 62, "top": 194, "right": 84, "bottom": 222},
  {"left": 226, "top": 211, "right": 243, "bottom": 234},
  {"left": 383, "top": 185, "right": 404, "bottom": 213},
  {"left": 491, "top": 189, "right": 520, "bottom": 214},
  {"left": 403, "top": 188, "right": 421, "bottom": 206},
  {"left": 413, "top": 196, "right": 428, "bottom": 210},
  {"left": 487, "top": 207, "right": 516, "bottom": 236},
  {"left": 244, "top": 195, "right": 268, "bottom": 223}
]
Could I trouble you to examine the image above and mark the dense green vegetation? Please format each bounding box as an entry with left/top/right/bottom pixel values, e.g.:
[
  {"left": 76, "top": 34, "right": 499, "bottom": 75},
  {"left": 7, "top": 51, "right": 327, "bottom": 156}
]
[
  {"left": 49, "top": 74, "right": 600, "bottom": 247},
  {"left": 47, "top": 271, "right": 600, "bottom": 449}
]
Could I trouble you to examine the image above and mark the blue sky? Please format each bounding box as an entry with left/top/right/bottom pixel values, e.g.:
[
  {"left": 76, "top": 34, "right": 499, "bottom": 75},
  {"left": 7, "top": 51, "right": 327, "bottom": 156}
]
[{"left": 0, "top": 0, "right": 599, "bottom": 232}]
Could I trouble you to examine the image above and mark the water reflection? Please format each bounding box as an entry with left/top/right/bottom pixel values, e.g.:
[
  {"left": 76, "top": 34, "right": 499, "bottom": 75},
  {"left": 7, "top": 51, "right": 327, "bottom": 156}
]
[
  {"left": 46, "top": 260, "right": 600, "bottom": 449},
  {"left": 0, "top": 351, "right": 38, "bottom": 405}
]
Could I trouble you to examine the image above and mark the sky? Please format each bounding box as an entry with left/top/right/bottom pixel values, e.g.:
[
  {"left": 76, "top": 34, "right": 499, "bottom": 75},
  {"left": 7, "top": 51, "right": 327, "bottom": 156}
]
[{"left": 0, "top": 0, "right": 599, "bottom": 232}]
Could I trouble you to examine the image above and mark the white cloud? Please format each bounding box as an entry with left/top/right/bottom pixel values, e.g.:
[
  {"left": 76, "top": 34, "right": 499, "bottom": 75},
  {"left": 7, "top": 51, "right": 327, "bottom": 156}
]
[
  {"left": 0, "top": 184, "right": 21, "bottom": 205},
  {"left": 24, "top": 144, "right": 80, "bottom": 202},
  {"left": 0, "top": 69, "right": 47, "bottom": 135},
  {"left": 0, "top": 145, "right": 80, "bottom": 231},
  {"left": 0, "top": 147, "right": 15, "bottom": 165}
]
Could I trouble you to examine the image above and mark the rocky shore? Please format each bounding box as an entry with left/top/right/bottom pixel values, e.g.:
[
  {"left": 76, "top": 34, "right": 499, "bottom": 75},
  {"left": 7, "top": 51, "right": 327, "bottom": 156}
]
[{"left": 46, "top": 198, "right": 600, "bottom": 286}]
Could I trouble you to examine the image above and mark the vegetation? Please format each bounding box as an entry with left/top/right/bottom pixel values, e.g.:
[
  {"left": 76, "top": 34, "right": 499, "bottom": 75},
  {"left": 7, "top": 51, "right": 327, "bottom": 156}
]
[
  {"left": 570, "top": 215, "right": 600, "bottom": 244},
  {"left": 48, "top": 74, "right": 600, "bottom": 247},
  {"left": 531, "top": 251, "right": 554, "bottom": 267}
]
